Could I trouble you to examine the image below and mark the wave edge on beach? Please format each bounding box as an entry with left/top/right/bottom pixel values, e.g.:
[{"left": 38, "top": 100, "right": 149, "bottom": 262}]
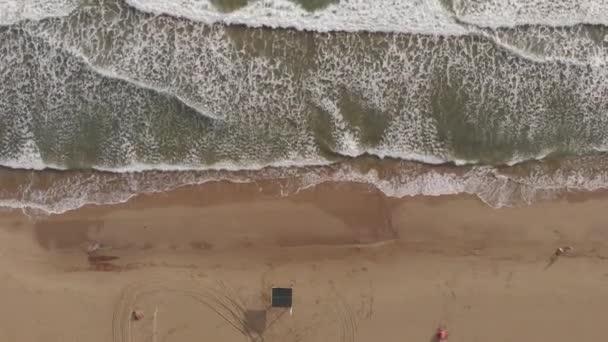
[{"left": 3, "top": 155, "right": 608, "bottom": 215}]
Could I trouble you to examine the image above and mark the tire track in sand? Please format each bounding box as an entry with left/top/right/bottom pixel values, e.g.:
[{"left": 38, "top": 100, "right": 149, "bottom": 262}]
[{"left": 112, "top": 278, "right": 259, "bottom": 342}]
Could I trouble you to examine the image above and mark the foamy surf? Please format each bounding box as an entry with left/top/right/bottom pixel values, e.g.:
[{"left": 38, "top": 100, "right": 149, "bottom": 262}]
[
  {"left": 125, "top": 0, "right": 608, "bottom": 35},
  {"left": 125, "top": 0, "right": 468, "bottom": 35},
  {"left": 453, "top": 0, "right": 608, "bottom": 28},
  {"left": 3, "top": 156, "right": 608, "bottom": 216},
  {"left": 0, "top": 0, "right": 77, "bottom": 25},
  {"left": 3, "top": 0, "right": 608, "bottom": 215}
]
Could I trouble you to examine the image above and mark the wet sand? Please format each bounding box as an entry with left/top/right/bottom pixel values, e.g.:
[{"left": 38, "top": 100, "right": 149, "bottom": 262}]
[{"left": 1, "top": 181, "right": 608, "bottom": 341}]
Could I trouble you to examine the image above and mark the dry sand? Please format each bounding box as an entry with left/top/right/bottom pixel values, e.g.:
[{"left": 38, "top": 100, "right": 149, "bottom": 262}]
[{"left": 0, "top": 181, "right": 607, "bottom": 341}]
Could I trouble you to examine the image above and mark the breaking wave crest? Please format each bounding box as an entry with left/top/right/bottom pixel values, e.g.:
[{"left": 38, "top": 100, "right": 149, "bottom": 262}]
[
  {"left": 0, "top": 0, "right": 78, "bottom": 26},
  {"left": 125, "top": 0, "right": 608, "bottom": 35},
  {"left": 3, "top": 156, "right": 608, "bottom": 216},
  {"left": 2, "top": 0, "right": 608, "bottom": 214}
]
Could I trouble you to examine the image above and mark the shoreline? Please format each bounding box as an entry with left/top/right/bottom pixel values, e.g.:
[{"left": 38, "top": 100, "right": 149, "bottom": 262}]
[
  {"left": 1, "top": 181, "right": 608, "bottom": 341},
  {"left": 5, "top": 154, "right": 608, "bottom": 215}
]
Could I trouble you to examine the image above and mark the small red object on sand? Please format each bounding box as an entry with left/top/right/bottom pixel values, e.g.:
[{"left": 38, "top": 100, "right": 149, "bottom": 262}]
[{"left": 437, "top": 328, "right": 448, "bottom": 340}]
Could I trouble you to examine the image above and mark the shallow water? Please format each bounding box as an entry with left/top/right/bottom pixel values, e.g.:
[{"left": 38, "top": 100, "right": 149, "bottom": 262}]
[{"left": 1, "top": 0, "right": 608, "bottom": 213}]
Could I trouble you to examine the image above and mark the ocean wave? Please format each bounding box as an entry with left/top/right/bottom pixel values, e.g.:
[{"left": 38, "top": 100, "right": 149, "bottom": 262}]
[
  {"left": 482, "top": 25, "right": 608, "bottom": 66},
  {"left": 0, "top": 0, "right": 77, "bottom": 26},
  {"left": 125, "top": 0, "right": 468, "bottom": 35},
  {"left": 5, "top": 0, "right": 608, "bottom": 35},
  {"left": 56, "top": 45, "right": 225, "bottom": 121},
  {"left": 0, "top": 142, "right": 565, "bottom": 173},
  {"left": 453, "top": 0, "right": 608, "bottom": 29},
  {"left": 3, "top": 156, "right": 608, "bottom": 216},
  {"left": 124, "top": 0, "right": 608, "bottom": 36},
  {"left": 120, "top": 0, "right": 608, "bottom": 67},
  {"left": 3, "top": 4, "right": 608, "bottom": 173}
]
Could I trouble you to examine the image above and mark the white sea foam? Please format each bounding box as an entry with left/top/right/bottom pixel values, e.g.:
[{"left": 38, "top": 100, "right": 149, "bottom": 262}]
[
  {"left": 5, "top": 157, "right": 608, "bottom": 216},
  {"left": 3, "top": 0, "right": 608, "bottom": 215},
  {"left": 365, "top": 149, "right": 448, "bottom": 165},
  {"left": 2, "top": 0, "right": 595, "bottom": 36},
  {"left": 3, "top": 21, "right": 604, "bottom": 173},
  {"left": 0, "top": 109, "right": 49, "bottom": 170},
  {"left": 453, "top": 0, "right": 608, "bottom": 28},
  {"left": 93, "top": 157, "right": 333, "bottom": 173},
  {"left": 26, "top": 40, "right": 225, "bottom": 121},
  {"left": 0, "top": 0, "right": 77, "bottom": 25},
  {"left": 482, "top": 26, "right": 608, "bottom": 67},
  {"left": 125, "top": 0, "right": 608, "bottom": 36},
  {"left": 125, "top": 0, "right": 467, "bottom": 35}
]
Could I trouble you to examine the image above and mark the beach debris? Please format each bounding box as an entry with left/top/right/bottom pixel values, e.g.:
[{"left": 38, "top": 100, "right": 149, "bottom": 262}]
[
  {"left": 131, "top": 309, "right": 144, "bottom": 321},
  {"left": 86, "top": 241, "right": 113, "bottom": 255},
  {"left": 437, "top": 327, "right": 448, "bottom": 341},
  {"left": 86, "top": 241, "right": 102, "bottom": 254},
  {"left": 554, "top": 246, "right": 574, "bottom": 256},
  {"left": 546, "top": 246, "right": 574, "bottom": 270}
]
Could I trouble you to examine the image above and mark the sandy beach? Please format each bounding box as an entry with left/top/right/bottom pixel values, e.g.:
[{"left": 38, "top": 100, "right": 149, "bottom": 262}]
[{"left": 0, "top": 181, "right": 606, "bottom": 341}]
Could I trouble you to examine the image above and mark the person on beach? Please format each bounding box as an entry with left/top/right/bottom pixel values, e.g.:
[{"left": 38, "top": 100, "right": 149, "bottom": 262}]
[{"left": 437, "top": 327, "right": 448, "bottom": 341}]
